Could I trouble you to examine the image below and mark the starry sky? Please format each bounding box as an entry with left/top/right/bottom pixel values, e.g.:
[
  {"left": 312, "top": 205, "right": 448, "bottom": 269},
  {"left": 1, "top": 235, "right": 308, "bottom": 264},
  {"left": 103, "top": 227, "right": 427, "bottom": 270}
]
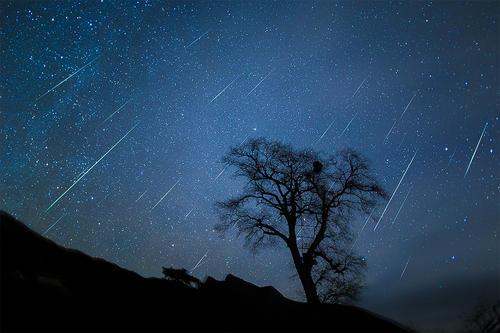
[{"left": 1, "top": 1, "right": 498, "bottom": 332}]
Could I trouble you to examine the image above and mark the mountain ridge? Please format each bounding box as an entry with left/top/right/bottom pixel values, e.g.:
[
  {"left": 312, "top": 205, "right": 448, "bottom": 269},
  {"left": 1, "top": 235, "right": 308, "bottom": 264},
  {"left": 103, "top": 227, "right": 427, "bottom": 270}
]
[{"left": 0, "top": 210, "right": 411, "bottom": 332}]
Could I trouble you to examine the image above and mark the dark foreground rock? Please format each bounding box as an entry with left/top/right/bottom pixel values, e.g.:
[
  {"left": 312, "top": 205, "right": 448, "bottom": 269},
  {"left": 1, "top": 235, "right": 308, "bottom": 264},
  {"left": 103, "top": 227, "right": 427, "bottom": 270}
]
[{"left": 0, "top": 210, "right": 410, "bottom": 332}]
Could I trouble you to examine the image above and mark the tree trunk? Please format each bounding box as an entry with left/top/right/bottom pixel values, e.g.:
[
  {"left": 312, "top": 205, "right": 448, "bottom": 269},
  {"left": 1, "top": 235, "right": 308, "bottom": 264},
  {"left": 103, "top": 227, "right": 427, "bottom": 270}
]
[
  {"left": 288, "top": 243, "right": 320, "bottom": 304},
  {"left": 298, "top": 266, "right": 319, "bottom": 304}
]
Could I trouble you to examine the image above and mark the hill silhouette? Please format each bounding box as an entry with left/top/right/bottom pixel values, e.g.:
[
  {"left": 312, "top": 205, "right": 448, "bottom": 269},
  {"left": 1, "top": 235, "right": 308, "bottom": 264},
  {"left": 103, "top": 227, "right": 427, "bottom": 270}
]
[{"left": 0, "top": 210, "right": 410, "bottom": 332}]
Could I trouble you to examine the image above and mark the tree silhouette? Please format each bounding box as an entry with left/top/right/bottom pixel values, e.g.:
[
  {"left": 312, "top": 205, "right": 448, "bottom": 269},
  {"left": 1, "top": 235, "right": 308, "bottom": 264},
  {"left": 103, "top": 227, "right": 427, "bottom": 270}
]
[
  {"left": 215, "top": 138, "right": 386, "bottom": 304},
  {"left": 461, "top": 300, "right": 500, "bottom": 333}
]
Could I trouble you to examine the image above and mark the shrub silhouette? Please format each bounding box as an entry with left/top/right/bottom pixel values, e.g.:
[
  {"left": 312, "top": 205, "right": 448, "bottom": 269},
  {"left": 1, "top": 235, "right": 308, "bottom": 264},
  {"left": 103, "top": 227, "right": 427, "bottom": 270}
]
[{"left": 162, "top": 266, "right": 200, "bottom": 287}]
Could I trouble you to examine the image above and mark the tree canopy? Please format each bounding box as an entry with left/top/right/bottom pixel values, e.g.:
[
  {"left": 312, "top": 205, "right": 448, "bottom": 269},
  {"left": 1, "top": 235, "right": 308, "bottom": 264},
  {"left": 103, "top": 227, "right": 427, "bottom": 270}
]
[{"left": 216, "top": 138, "right": 386, "bottom": 304}]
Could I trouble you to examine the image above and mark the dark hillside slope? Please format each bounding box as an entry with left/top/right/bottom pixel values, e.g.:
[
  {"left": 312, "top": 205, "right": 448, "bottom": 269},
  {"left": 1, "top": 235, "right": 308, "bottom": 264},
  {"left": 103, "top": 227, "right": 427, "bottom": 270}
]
[{"left": 0, "top": 210, "right": 410, "bottom": 332}]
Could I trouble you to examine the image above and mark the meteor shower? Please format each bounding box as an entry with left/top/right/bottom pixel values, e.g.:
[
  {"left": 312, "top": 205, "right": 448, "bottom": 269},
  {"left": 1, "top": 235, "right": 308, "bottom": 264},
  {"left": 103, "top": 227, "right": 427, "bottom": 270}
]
[{"left": 1, "top": 1, "right": 498, "bottom": 332}]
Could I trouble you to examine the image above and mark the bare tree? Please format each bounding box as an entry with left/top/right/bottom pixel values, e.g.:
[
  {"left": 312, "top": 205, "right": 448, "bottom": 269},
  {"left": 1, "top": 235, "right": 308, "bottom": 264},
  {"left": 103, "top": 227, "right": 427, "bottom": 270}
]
[{"left": 215, "top": 138, "right": 386, "bottom": 304}]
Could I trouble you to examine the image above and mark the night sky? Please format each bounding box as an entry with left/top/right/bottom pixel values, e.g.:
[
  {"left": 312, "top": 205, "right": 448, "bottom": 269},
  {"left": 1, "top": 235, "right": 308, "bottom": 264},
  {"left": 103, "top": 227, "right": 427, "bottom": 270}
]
[{"left": 1, "top": 1, "right": 498, "bottom": 332}]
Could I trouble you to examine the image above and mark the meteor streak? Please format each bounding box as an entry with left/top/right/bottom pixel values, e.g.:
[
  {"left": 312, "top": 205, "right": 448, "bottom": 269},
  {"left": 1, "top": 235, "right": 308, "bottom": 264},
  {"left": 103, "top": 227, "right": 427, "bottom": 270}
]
[
  {"left": 384, "top": 121, "right": 397, "bottom": 142},
  {"left": 207, "top": 136, "right": 249, "bottom": 188},
  {"left": 317, "top": 78, "right": 364, "bottom": 144},
  {"left": 399, "top": 93, "right": 417, "bottom": 121},
  {"left": 42, "top": 214, "right": 66, "bottom": 235},
  {"left": 209, "top": 75, "right": 240, "bottom": 104},
  {"left": 352, "top": 77, "right": 368, "bottom": 99},
  {"left": 101, "top": 99, "right": 131, "bottom": 125},
  {"left": 464, "top": 122, "right": 488, "bottom": 178},
  {"left": 213, "top": 166, "right": 227, "bottom": 181},
  {"left": 339, "top": 111, "right": 358, "bottom": 138},
  {"left": 351, "top": 208, "right": 375, "bottom": 249},
  {"left": 317, "top": 119, "right": 335, "bottom": 143},
  {"left": 191, "top": 250, "right": 209, "bottom": 273},
  {"left": 361, "top": 208, "right": 375, "bottom": 232},
  {"left": 384, "top": 93, "right": 417, "bottom": 141},
  {"left": 238, "top": 134, "right": 249, "bottom": 147},
  {"left": 45, "top": 123, "right": 139, "bottom": 213},
  {"left": 186, "top": 31, "right": 210, "bottom": 48},
  {"left": 397, "top": 133, "right": 407, "bottom": 150},
  {"left": 151, "top": 178, "right": 181, "bottom": 211},
  {"left": 74, "top": 170, "right": 86, "bottom": 180},
  {"left": 392, "top": 185, "right": 413, "bottom": 224},
  {"left": 35, "top": 55, "right": 99, "bottom": 102},
  {"left": 185, "top": 208, "right": 194, "bottom": 218},
  {"left": 400, "top": 257, "right": 410, "bottom": 280},
  {"left": 447, "top": 147, "right": 457, "bottom": 166},
  {"left": 374, "top": 151, "right": 417, "bottom": 231},
  {"left": 246, "top": 69, "right": 274, "bottom": 96},
  {"left": 135, "top": 189, "right": 147, "bottom": 202}
]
